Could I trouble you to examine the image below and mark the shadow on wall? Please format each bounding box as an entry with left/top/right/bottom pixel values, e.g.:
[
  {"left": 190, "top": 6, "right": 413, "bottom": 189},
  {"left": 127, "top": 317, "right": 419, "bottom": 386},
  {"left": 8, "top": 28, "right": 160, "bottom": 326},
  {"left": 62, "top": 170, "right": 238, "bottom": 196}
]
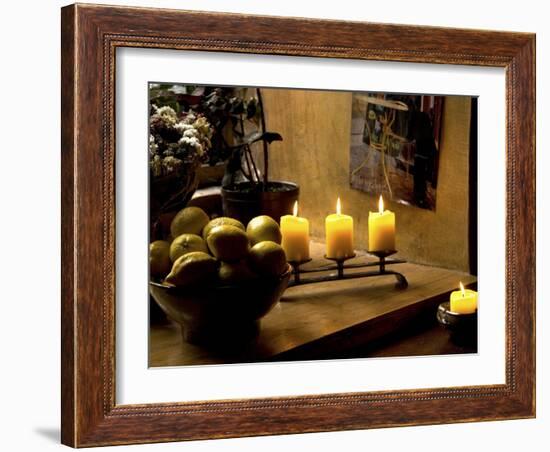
[{"left": 262, "top": 88, "right": 473, "bottom": 272}]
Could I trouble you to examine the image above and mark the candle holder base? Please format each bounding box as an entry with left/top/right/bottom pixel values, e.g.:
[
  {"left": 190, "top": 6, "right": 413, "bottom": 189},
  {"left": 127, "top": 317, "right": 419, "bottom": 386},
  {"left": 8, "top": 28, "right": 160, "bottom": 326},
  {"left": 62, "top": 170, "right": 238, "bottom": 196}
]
[
  {"left": 436, "top": 301, "right": 478, "bottom": 347},
  {"left": 286, "top": 251, "right": 408, "bottom": 290},
  {"left": 288, "top": 258, "right": 312, "bottom": 285},
  {"left": 368, "top": 249, "right": 397, "bottom": 259},
  {"left": 324, "top": 254, "right": 356, "bottom": 278}
]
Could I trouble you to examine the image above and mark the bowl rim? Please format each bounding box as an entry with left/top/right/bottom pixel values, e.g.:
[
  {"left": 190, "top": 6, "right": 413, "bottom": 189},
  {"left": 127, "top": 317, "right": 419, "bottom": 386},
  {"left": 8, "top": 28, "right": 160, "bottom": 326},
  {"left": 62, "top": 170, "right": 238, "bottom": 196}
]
[{"left": 149, "top": 263, "right": 292, "bottom": 292}]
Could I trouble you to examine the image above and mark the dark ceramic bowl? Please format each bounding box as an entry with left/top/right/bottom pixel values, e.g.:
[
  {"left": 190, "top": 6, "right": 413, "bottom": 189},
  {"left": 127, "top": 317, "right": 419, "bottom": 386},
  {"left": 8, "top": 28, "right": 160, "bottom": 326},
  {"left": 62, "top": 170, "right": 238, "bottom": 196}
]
[
  {"left": 149, "top": 265, "right": 292, "bottom": 347},
  {"left": 437, "top": 301, "right": 478, "bottom": 346}
]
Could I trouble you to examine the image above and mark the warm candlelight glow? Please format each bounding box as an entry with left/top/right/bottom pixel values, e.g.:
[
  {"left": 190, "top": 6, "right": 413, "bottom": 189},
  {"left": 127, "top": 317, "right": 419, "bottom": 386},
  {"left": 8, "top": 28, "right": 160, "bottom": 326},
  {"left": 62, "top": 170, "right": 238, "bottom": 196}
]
[
  {"left": 450, "top": 282, "right": 478, "bottom": 314},
  {"left": 368, "top": 195, "right": 395, "bottom": 252},
  {"left": 281, "top": 201, "right": 310, "bottom": 262},
  {"left": 325, "top": 197, "right": 354, "bottom": 259}
]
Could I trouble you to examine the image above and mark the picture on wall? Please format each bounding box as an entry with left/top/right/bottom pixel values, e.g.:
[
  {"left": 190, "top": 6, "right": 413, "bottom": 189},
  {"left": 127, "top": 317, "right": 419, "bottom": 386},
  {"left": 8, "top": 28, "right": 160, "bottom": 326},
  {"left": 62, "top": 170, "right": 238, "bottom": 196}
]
[
  {"left": 148, "top": 83, "right": 478, "bottom": 368},
  {"left": 349, "top": 93, "right": 444, "bottom": 210}
]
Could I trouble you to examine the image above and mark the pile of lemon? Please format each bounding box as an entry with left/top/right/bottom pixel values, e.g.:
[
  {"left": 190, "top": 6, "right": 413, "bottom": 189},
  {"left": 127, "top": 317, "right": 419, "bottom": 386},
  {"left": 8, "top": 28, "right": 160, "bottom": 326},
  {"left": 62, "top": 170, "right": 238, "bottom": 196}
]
[{"left": 150, "top": 206, "right": 288, "bottom": 287}]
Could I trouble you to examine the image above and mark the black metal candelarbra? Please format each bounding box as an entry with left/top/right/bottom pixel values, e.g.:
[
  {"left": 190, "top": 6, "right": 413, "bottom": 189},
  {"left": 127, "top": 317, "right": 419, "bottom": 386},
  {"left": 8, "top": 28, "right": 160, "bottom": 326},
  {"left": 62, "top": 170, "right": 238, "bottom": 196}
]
[{"left": 287, "top": 250, "right": 408, "bottom": 290}]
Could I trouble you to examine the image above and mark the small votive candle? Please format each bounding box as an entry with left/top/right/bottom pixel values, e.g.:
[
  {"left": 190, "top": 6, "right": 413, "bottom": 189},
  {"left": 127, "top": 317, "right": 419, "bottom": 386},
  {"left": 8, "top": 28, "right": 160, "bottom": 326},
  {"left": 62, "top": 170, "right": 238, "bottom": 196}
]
[{"left": 450, "top": 282, "right": 478, "bottom": 314}]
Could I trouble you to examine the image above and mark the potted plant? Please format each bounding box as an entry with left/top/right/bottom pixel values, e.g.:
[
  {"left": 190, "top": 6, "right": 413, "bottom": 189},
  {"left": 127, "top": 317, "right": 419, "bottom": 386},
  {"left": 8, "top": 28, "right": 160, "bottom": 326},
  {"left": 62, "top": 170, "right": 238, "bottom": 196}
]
[
  {"left": 149, "top": 84, "right": 227, "bottom": 188},
  {"left": 148, "top": 103, "right": 214, "bottom": 239},
  {"left": 199, "top": 87, "right": 299, "bottom": 225}
]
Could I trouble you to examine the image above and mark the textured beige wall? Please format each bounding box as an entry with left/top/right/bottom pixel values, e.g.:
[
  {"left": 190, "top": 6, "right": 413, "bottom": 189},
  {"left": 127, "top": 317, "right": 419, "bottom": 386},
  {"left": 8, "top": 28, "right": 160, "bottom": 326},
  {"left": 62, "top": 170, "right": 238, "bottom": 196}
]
[{"left": 259, "top": 89, "right": 472, "bottom": 272}]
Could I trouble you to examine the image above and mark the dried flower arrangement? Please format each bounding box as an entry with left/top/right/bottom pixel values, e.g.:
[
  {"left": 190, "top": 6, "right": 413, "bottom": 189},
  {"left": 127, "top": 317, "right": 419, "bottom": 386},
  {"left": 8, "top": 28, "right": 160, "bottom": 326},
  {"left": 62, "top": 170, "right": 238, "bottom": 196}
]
[{"left": 148, "top": 104, "right": 214, "bottom": 222}]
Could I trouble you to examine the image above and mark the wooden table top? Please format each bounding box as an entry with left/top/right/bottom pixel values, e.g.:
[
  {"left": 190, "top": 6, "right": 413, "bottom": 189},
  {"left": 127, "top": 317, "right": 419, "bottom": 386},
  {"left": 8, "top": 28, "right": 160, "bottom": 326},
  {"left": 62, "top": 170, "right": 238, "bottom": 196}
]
[{"left": 149, "top": 242, "right": 476, "bottom": 367}]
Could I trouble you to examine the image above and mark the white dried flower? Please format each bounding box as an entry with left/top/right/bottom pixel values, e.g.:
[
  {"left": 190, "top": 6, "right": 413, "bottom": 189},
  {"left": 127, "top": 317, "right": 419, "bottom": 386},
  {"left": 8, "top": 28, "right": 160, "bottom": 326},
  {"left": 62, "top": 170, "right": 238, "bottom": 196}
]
[
  {"left": 178, "top": 136, "right": 191, "bottom": 146},
  {"left": 152, "top": 105, "right": 178, "bottom": 126},
  {"left": 162, "top": 156, "right": 183, "bottom": 174},
  {"left": 149, "top": 134, "right": 158, "bottom": 155},
  {"left": 174, "top": 122, "right": 193, "bottom": 133},
  {"left": 150, "top": 154, "right": 162, "bottom": 177},
  {"left": 150, "top": 107, "right": 213, "bottom": 173}
]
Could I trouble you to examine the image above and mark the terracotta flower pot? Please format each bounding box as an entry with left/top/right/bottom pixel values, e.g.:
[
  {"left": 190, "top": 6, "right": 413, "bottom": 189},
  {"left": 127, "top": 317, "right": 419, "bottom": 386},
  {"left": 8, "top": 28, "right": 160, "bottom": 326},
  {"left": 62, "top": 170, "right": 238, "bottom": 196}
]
[{"left": 221, "top": 180, "right": 299, "bottom": 225}]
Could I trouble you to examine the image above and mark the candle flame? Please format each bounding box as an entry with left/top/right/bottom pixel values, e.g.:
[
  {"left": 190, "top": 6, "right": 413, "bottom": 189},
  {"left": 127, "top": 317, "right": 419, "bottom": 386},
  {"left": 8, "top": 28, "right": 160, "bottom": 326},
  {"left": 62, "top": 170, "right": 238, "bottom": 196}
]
[
  {"left": 459, "top": 281, "right": 465, "bottom": 296},
  {"left": 293, "top": 200, "right": 298, "bottom": 217},
  {"left": 336, "top": 197, "right": 341, "bottom": 215},
  {"left": 378, "top": 195, "right": 384, "bottom": 214}
]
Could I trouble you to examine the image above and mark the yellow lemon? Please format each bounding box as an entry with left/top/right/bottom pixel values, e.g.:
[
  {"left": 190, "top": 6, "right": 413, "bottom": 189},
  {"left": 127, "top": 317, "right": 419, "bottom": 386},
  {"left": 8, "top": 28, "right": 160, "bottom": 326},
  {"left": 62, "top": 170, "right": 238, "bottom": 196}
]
[
  {"left": 164, "top": 251, "right": 218, "bottom": 287},
  {"left": 202, "top": 217, "right": 245, "bottom": 240},
  {"left": 169, "top": 233, "right": 208, "bottom": 262},
  {"left": 206, "top": 225, "right": 249, "bottom": 261},
  {"left": 246, "top": 215, "right": 282, "bottom": 246},
  {"left": 218, "top": 260, "right": 257, "bottom": 284},
  {"left": 248, "top": 241, "right": 287, "bottom": 277},
  {"left": 149, "top": 240, "right": 172, "bottom": 278},
  {"left": 170, "top": 206, "right": 210, "bottom": 238}
]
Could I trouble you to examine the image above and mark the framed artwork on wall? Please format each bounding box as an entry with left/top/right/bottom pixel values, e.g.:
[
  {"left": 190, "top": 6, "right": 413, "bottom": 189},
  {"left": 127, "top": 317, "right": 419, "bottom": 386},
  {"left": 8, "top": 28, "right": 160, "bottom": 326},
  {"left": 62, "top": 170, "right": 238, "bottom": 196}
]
[{"left": 61, "top": 3, "right": 535, "bottom": 447}]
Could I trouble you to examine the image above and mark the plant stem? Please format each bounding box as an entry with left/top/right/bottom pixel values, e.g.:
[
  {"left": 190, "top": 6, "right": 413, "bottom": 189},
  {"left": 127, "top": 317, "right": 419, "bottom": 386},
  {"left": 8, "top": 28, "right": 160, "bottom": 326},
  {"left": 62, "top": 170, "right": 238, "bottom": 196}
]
[
  {"left": 256, "top": 88, "right": 269, "bottom": 189},
  {"left": 238, "top": 115, "right": 251, "bottom": 181},
  {"left": 247, "top": 146, "right": 261, "bottom": 182},
  {"left": 240, "top": 151, "right": 253, "bottom": 181},
  {"left": 238, "top": 111, "right": 261, "bottom": 183},
  {"left": 243, "top": 147, "right": 256, "bottom": 182}
]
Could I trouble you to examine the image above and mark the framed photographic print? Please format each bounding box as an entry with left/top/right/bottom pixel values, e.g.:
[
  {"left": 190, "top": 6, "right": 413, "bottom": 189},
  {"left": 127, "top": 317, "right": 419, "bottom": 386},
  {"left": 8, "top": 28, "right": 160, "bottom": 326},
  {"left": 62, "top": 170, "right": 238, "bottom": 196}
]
[{"left": 61, "top": 3, "right": 535, "bottom": 447}]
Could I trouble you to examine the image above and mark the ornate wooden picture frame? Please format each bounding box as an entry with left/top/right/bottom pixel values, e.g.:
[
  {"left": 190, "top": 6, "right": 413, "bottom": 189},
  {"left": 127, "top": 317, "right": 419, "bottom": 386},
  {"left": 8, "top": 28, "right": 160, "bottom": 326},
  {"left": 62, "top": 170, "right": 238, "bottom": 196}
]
[{"left": 61, "top": 3, "right": 535, "bottom": 447}]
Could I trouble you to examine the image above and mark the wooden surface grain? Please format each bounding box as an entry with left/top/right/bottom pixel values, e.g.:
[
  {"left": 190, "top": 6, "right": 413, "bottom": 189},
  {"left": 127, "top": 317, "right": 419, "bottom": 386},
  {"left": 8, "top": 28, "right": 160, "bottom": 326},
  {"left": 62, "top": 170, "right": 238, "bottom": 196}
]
[
  {"left": 150, "top": 243, "right": 476, "bottom": 367},
  {"left": 61, "top": 3, "right": 535, "bottom": 447}
]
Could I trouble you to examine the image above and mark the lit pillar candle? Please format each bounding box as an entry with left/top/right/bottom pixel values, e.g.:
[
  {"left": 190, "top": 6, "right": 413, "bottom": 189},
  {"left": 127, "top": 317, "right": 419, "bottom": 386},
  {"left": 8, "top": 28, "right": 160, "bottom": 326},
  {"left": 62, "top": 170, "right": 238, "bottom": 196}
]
[
  {"left": 368, "top": 195, "right": 396, "bottom": 252},
  {"left": 325, "top": 198, "right": 354, "bottom": 259},
  {"left": 450, "top": 282, "right": 478, "bottom": 314},
  {"left": 281, "top": 201, "right": 310, "bottom": 262}
]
